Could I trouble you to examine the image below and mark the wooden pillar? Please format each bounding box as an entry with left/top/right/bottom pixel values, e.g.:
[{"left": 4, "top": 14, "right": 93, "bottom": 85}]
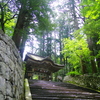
[{"left": 49, "top": 73, "right": 52, "bottom": 81}]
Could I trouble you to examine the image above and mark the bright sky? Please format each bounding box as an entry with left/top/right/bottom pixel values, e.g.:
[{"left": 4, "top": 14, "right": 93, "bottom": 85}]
[
  {"left": 23, "top": 35, "right": 39, "bottom": 60},
  {"left": 51, "top": 0, "right": 64, "bottom": 13}
]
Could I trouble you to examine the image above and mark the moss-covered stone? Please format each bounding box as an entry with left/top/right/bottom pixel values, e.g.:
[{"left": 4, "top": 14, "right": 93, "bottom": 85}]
[{"left": 63, "top": 75, "right": 100, "bottom": 92}]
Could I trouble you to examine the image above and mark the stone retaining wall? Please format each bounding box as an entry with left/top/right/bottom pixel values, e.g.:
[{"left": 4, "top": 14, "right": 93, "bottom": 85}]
[
  {"left": 0, "top": 30, "right": 24, "bottom": 100},
  {"left": 63, "top": 75, "right": 100, "bottom": 91}
]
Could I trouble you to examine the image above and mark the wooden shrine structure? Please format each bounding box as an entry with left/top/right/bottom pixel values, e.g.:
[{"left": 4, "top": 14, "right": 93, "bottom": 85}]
[{"left": 25, "top": 53, "right": 64, "bottom": 81}]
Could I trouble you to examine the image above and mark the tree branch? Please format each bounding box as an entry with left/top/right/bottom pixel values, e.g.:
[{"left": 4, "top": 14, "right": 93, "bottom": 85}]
[
  {"left": 4, "top": 14, "right": 17, "bottom": 23},
  {"left": 3, "top": 0, "right": 11, "bottom": 7}
]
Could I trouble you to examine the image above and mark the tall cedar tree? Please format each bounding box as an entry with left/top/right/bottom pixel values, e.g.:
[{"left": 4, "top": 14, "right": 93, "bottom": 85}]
[{"left": 12, "top": 0, "right": 53, "bottom": 57}]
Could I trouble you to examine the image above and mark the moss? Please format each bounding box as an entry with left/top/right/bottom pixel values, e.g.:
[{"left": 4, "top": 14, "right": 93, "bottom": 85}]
[
  {"left": 63, "top": 75, "right": 100, "bottom": 92},
  {"left": 24, "top": 79, "right": 32, "bottom": 100}
]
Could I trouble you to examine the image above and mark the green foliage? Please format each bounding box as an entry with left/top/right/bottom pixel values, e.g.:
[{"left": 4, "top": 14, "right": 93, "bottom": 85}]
[
  {"left": 80, "top": 0, "right": 100, "bottom": 36},
  {"left": 80, "top": 0, "right": 100, "bottom": 72},
  {"left": 0, "top": 0, "right": 16, "bottom": 33},
  {"left": 62, "top": 37, "right": 91, "bottom": 74},
  {"left": 66, "top": 71, "right": 81, "bottom": 76},
  {"left": 62, "top": 37, "right": 90, "bottom": 60},
  {"left": 81, "top": 0, "right": 100, "bottom": 19},
  {"left": 19, "top": 0, "right": 55, "bottom": 32},
  {"left": 32, "top": 75, "right": 39, "bottom": 80},
  {"left": 5, "top": 18, "right": 16, "bottom": 37}
]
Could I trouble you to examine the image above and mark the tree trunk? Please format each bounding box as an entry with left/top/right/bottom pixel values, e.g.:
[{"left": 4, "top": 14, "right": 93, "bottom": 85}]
[
  {"left": 90, "top": 59, "right": 97, "bottom": 73},
  {"left": 42, "top": 33, "right": 45, "bottom": 56},
  {"left": 80, "top": 56, "right": 87, "bottom": 74},
  {"left": 95, "top": 42, "right": 100, "bottom": 70},
  {"left": 0, "top": 5, "right": 5, "bottom": 32},
  {"left": 70, "top": 0, "right": 79, "bottom": 30},
  {"left": 12, "top": 7, "right": 26, "bottom": 49},
  {"left": 87, "top": 37, "right": 97, "bottom": 73},
  {"left": 96, "top": 58, "right": 100, "bottom": 71},
  {"left": 46, "top": 32, "right": 52, "bottom": 58},
  {"left": 20, "top": 32, "right": 28, "bottom": 58}
]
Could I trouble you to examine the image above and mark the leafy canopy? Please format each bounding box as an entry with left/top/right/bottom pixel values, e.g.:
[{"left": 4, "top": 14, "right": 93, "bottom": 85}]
[{"left": 62, "top": 37, "right": 90, "bottom": 73}]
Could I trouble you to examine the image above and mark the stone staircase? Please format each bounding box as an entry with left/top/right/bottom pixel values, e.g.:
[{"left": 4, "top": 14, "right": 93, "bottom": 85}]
[{"left": 28, "top": 79, "right": 100, "bottom": 100}]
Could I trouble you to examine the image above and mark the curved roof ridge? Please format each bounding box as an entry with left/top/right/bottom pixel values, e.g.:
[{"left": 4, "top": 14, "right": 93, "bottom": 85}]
[{"left": 25, "top": 53, "right": 64, "bottom": 68}]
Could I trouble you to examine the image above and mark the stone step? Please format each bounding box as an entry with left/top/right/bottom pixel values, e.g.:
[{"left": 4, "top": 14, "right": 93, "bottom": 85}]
[
  {"left": 32, "top": 96, "right": 75, "bottom": 100},
  {"left": 31, "top": 90, "right": 98, "bottom": 96},
  {"left": 31, "top": 91, "right": 99, "bottom": 99},
  {"left": 28, "top": 79, "right": 100, "bottom": 100},
  {"left": 31, "top": 94, "right": 96, "bottom": 99}
]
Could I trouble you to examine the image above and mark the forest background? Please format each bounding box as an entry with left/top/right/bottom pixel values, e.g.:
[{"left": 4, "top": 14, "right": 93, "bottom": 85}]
[{"left": 0, "top": 0, "right": 100, "bottom": 78}]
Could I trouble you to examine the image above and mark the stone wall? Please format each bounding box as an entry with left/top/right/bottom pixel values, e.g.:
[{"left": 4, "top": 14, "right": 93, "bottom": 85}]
[
  {"left": 63, "top": 75, "right": 100, "bottom": 91},
  {"left": 0, "top": 30, "right": 24, "bottom": 100}
]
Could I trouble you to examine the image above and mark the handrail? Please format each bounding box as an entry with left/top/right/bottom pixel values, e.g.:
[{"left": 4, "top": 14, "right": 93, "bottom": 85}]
[{"left": 25, "top": 78, "right": 32, "bottom": 100}]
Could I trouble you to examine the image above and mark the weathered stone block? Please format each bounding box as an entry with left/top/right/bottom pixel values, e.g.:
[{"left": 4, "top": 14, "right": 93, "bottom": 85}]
[
  {"left": 0, "top": 51, "right": 10, "bottom": 66},
  {"left": 5, "top": 66, "right": 11, "bottom": 80},
  {"left": 8, "top": 59, "right": 15, "bottom": 71},
  {"left": 0, "top": 76, "right": 6, "bottom": 94},
  {"left": 6, "top": 96, "right": 13, "bottom": 100},
  {"left": 0, "top": 92, "right": 5, "bottom": 100},
  {"left": 0, "top": 40, "right": 7, "bottom": 53},
  {"left": 0, "top": 30, "right": 24, "bottom": 100},
  {"left": 6, "top": 81, "right": 13, "bottom": 97},
  {"left": 15, "top": 88, "right": 20, "bottom": 100},
  {"left": 0, "top": 62, "right": 6, "bottom": 77}
]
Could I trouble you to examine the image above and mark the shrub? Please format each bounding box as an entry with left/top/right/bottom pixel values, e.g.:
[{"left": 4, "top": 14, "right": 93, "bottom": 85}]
[{"left": 66, "top": 71, "right": 81, "bottom": 77}]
